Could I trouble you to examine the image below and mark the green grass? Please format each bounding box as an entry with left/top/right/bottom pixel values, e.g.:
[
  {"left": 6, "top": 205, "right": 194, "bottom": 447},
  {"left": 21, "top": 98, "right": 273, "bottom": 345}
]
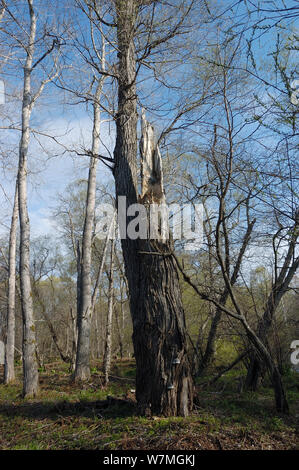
[{"left": 0, "top": 359, "right": 298, "bottom": 450}]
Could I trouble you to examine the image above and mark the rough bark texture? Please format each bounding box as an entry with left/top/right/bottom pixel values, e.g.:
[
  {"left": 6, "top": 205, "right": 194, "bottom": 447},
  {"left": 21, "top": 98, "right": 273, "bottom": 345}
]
[
  {"left": 113, "top": 0, "right": 193, "bottom": 416},
  {"left": 132, "top": 242, "right": 194, "bottom": 416},
  {"left": 4, "top": 183, "right": 18, "bottom": 384}
]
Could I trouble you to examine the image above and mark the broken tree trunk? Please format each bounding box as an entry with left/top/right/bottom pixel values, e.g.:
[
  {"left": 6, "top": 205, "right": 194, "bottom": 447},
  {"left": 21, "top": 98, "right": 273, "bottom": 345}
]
[
  {"left": 113, "top": 0, "right": 193, "bottom": 416},
  {"left": 139, "top": 108, "right": 166, "bottom": 206}
]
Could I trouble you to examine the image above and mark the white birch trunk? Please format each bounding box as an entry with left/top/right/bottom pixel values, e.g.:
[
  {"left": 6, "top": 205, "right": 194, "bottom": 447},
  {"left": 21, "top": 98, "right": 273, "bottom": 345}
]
[
  {"left": 18, "top": 0, "right": 39, "bottom": 397},
  {"left": 4, "top": 182, "right": 18, "bottom": 384}
]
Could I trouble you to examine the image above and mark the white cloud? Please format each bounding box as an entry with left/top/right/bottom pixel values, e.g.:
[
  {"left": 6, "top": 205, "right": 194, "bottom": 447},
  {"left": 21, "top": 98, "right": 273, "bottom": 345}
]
[{"left": 0, "top": 113, "right": 115, "bottom": 239}]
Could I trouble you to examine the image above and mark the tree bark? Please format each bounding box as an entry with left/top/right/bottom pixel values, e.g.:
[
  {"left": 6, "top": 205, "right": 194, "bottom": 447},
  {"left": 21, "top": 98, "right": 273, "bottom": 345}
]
[
  {"left": 4, "top": 182, "right": 18, "bottom": 384},
  {"left": 113, "top": 0, "right": 193, "bottom": 416}
]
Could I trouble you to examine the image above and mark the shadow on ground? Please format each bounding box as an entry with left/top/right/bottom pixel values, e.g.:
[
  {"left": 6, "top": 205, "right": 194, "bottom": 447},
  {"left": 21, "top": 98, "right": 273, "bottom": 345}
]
[{"left": 0, "top": 396, "right": 136, "bottom": 421}]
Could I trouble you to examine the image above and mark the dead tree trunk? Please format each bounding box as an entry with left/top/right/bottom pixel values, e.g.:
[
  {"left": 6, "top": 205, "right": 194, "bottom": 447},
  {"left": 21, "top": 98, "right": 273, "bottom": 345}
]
[
  {"left": 4, "top": 182, "right": 18, "bottom": 384},
  {"left": 113, "top": 0, "right": 193, "bottom": 416}
]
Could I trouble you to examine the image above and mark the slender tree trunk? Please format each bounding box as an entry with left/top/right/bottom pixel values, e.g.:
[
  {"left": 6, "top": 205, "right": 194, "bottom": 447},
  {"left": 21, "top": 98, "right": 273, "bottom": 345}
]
[
  {"left": 70, "top": 308, "right": 78, "bottom": 373},
  {"left": 94, "top": 309, "right": 99, "bottom": 359},
  {"left": 91, "top": 211, "right": 116, "bottom": 361},
  {"left": 74, "top": 79, "right": 104, "bottom": 381},
  {"left": 18, "top": 0, "right": 39, "bottom": 397},
  {"left": 113, "top": 0, "right": 193, "bottom": 416},
  {"left": 4, "top": 182, "right": 18, "bottom": 384},
  {"left": 103, "top": 229, "right": 115, "bottom": 386},
  {"left": 19, "top": 111, "right": 39, "bottom": 398},
  {"left": 197, "top": 306, "right": 222, "bottom": 376},
  {"left": 245, "top": 241, "right": 298, "bottom": 391},
  {"left": 91, "top": 219, "right": 113, "bottom": 311},
  {"left": 117, "top": 283, "right": 125, "bottom": 359}
]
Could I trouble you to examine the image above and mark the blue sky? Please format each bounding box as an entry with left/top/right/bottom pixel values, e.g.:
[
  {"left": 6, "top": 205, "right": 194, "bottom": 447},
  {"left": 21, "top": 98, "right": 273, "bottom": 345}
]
[
  {"left": 0, "top": 0, "right": 298, "bottom": 244},
  {"left": 0, "top": 99, "right": 114, "bottom": 238}
]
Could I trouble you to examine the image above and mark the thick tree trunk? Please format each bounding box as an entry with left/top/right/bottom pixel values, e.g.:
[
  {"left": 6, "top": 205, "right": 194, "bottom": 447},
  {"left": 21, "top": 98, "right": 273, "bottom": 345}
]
[
  {"left": 4, "top": 182, "right": 18, "bottom": 384},
  {"left": 113, "top": 0, "right": 193, "bottom": 416},
  {"left": 133, "top": 242, "right": 194, "bottom": 416},
  {"left": 103, "top": 229, "right": 115, "bottom": 386}
]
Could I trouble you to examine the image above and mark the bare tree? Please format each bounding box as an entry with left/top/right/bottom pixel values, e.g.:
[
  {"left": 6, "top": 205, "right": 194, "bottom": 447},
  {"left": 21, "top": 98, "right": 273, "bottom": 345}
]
[{"left": 1, "top": 0, "right": 61, "bottom": 396}]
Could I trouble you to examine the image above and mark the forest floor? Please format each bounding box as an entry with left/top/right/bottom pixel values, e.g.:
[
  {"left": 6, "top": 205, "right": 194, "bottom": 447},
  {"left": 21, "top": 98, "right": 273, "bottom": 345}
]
[{"left": 0, "top": 359, "right": 298, "bottom": 450}]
